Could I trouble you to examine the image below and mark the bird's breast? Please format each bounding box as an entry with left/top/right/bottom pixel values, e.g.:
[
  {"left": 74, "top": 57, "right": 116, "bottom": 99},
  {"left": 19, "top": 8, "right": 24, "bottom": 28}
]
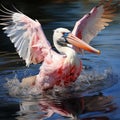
[
  {"left": 55, "top": 58, "right": 82, "bottom": 86},
  {"left": 36, "top": 51, "right": 82, "bottom": 90}
]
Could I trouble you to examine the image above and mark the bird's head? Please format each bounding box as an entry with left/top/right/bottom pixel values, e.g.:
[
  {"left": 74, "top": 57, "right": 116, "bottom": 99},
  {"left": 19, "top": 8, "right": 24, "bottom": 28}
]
[
  {"left": 53, "top": 28, "right": 70, "bottom": 49},
  {"left": 53, "top": 27, "right": 100, "bottom": 54}
]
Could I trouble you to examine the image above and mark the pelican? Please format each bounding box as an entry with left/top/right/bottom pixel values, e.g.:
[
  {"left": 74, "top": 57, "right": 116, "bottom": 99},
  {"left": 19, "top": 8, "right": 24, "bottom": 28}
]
[{"left": 0, "top": 0, "right": 118, "bottom": 91}]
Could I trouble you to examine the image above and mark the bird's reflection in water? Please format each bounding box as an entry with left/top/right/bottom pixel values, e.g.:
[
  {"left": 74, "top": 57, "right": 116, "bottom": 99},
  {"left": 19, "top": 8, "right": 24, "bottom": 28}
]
[{"left": 16, "top": 92, "right": 116, "bottom": 120}]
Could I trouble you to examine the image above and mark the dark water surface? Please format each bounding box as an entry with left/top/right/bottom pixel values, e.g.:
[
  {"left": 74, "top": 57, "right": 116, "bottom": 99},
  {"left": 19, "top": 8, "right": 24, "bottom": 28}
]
[{"left": 0, "top": 0, "right": 120, "bottom": 120}]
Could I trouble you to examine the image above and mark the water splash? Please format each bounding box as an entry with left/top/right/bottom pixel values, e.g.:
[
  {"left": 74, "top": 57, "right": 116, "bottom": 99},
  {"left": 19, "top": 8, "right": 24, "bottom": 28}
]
[
  {"left": 4, "top": 77, "right": 41, "bottom": 98},
  {"left": 76, "top": 67, "right": 117, "bottom": 91},
  {"left": 53, "top": 67, "right": 118, "bottom": 95},
  {"left": 4, "top": 66, "right": 118, "bottom": 98}
]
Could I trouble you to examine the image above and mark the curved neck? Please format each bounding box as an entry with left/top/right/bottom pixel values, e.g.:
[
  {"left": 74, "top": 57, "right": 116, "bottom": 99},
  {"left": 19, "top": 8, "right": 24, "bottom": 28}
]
[{"left": 54, "top": 42, "right": 77, "bottom": 59}]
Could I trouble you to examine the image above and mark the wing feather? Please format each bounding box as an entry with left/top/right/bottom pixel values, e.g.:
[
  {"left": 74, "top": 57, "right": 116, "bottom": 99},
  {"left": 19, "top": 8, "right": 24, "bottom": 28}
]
[
  {"left": 72, "top": 0, "right": 119, "bottom": 44},
  {"left": 0, "top": 6, "right": 51, "bottom": 66}
]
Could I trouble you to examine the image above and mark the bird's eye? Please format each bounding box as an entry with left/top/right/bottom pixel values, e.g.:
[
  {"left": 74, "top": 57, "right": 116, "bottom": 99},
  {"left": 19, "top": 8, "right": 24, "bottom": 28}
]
[{"left": 62, "top": 32, "right": 65, "bottom": 34}]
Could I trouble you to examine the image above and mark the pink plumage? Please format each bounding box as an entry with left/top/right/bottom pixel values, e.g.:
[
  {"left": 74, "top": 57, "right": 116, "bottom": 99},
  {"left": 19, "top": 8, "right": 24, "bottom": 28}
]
[{"left": 0, "top": 0, "right": 118, "bottom": 91}]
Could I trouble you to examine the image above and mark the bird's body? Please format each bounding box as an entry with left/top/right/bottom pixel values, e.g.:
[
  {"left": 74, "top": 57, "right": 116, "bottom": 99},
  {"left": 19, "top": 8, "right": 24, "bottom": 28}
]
[
  {"left": 0, "top": 0, "right": 119, "bottom": 91},
  {"left": 36, "top": 48, "right": 82, "bottom": 90}
]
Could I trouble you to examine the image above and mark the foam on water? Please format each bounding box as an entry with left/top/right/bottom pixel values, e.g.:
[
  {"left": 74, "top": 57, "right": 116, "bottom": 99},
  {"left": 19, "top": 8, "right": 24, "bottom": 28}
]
[{"left": 4, "top": 78, "right": 40, "bottom": 98}]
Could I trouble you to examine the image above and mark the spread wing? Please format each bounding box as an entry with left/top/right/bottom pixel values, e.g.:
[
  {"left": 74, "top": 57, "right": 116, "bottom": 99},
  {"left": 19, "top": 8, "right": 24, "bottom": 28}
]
[
  {"left": 72, "top": 0, "right": 119, "bottom": 44},
  {"left": 0, "top": 6, "right": 51, "bottom": 66}
]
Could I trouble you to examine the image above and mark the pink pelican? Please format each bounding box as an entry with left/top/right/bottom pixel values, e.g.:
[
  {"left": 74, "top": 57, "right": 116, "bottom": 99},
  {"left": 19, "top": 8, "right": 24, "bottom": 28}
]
[{"left": 0, "top": 0, "right": 118, "bottom": 91}]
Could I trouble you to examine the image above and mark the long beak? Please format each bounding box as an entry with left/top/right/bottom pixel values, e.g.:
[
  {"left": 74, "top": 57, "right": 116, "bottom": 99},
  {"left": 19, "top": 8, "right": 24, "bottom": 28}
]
[{"left": 67, "top": 33, "right": 100, "bottom": 54}]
